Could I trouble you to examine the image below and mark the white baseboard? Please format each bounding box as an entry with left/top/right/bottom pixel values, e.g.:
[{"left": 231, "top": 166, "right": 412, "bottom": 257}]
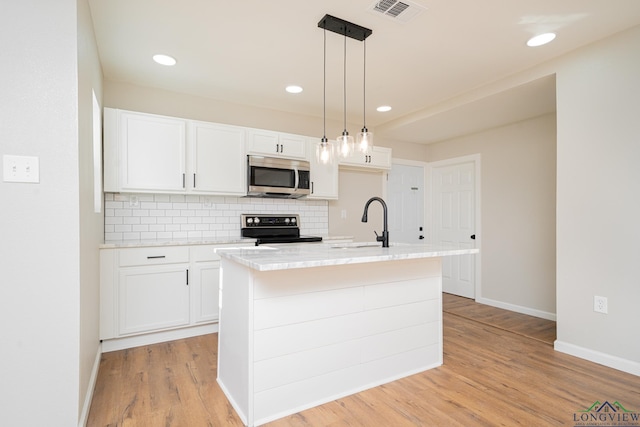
[
  {"left": 79, "top": 343, "right": 102, "bottom": 427},
  {"left": 101, "top": 323, "right": 218, "bottom": 353},
  {"left": 475, "top": 296, "right": 557, "bottom": 321},
  {"left": 554, "top": 340, "right": 640, "bottom": 377}
]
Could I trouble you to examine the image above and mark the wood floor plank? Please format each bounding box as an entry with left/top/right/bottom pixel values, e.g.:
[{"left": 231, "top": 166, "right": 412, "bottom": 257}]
[
  {"left": 87, "top": 296, "right": 639, "bottom": 426},
  {"left": 442, "top": 292, "right": 557, "bottom": 344}
]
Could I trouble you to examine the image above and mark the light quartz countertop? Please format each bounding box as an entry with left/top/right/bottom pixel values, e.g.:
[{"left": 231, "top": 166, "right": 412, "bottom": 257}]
[
  {"left": 99, "top": 235, "right": 354, "bottom": 249},
  {"left": 216, "top": 242, "right": 479, "bottom": 271}
]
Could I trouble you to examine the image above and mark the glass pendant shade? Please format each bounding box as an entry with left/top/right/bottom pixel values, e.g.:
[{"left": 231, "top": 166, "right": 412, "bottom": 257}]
[
  {"left": 357, "top": 128, "right": 373, "bottom": 154},
  {"left": 336, "top": 131, "right": 354, "bottom": 158},
  {"left": 316, "top": 138, "right": 334, "bottom": 165}
]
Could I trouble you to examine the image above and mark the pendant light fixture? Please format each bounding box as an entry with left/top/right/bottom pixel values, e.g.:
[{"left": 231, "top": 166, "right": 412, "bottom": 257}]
[
  {"left": 356, "top": 38, "right": 373, "bottom": 154},
  {"left": 317, "top": 15, "right": 373, "bottom": 162},
  {"left": 336, "top": 32, "right": 354, "bottom": 158},
  {"left": 316, "top": 27, "right": 334, "bottom": 165}
]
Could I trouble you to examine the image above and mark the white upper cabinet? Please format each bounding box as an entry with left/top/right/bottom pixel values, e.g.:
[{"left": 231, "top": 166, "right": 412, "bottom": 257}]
[
  {"left": 104, "top": 108, "right": 186, "bottom": 193},
  {"left": 246, "top": 129, "right": 307, "bottom": 160},
  {"left": 104, "top": 108, "right": 247, "bottom": 196},
  {"left": 188, "top": 121, "right": 246, "bottom": 196},
  {"left": 307, "top": 138, "right": 339, "bottom": 200},
  {"left": 339, "top": 146, "right": 392, "bottom": 170}
]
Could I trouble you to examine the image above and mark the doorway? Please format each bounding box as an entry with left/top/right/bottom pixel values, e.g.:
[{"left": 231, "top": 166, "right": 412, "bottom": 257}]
[
  {"left": 427, "top": 155, "right": 481, "bottom": 299},
  {"left": 387, "top": 161, "right": 425, "bottom": 244}
]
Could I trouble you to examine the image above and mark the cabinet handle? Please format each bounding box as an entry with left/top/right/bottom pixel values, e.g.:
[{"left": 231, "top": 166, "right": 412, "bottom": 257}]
[
  {"left": 280, "top": 144, "right": 284, "bottom": 153},
  {"left": 275, "top": 143, "right": 279, "bottom": 153},
  {"left": 186, "top": 269, "right": 189, "bottom": 285},
  {"left": 182, "top": 173, "right": 185, "bottom": 188},
  {"left": 193, "top": 173, "right": 196, "bottom": 188},
  {"left": 147, "top": 255, "right": 166, "bottom": 259},
  {"left": 311, "top": 182, "right": 314, "bottom": 194}
]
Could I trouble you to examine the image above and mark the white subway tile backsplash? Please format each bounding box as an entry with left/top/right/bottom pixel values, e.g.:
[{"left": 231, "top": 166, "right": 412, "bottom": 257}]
[{"left": 103, "top": 194, "right": 329, "bottom": 242}]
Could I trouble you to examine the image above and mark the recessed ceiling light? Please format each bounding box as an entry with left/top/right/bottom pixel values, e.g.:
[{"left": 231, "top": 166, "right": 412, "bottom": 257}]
[
  {"left": 286, "top": 85, "right": 303, "bottom": 94},
  {"left": 377, "top": 105, "right": 392, "bottom": 112},
  {"left": 527, "top": 33, "right": 556, "bottom": 47},
  {"left": 152, "top": 54, "right": 177, "bottom": 66}
]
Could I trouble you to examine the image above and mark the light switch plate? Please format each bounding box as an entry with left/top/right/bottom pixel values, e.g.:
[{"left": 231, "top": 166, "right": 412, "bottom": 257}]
[{"left": 3, "top": 155, "right": 40, "bottom": 183}]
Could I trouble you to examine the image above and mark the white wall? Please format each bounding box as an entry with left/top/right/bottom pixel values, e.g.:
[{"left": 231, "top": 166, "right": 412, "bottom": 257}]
[
  {"left": 426, "top": 114, "right": 557, "bottom": 317},
  {"left": 78, "top": 0, "right": 104, "bottom": 422},
  {"left": 555, "top": 26, "right": 640, "bottom": 373},
  {"left": 0, "top": 1, "right": 82, "bottom": 426}
]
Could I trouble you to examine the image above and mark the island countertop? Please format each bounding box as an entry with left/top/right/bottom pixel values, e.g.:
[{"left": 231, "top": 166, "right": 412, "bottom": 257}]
[{"left": 216, "top": 242, "right": 478, "bottom": 271}]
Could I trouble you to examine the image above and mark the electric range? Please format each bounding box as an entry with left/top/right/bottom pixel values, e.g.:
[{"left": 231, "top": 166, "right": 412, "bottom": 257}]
[{"left": 240, "top": 214, "right": 323, "bottom": 246}]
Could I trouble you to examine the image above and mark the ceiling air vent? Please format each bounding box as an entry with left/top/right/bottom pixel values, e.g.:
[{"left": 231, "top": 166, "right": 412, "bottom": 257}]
[{"left": 369, "top": 0, "right": 427, "bottom": 23}]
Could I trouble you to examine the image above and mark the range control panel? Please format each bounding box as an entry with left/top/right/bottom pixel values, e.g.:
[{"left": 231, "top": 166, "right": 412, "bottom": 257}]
[{"left": 241, "top": 214, "right": 300, "bottom": 228}]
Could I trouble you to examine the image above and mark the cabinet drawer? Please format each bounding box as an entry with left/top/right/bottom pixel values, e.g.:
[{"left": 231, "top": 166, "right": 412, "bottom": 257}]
[
  {"left": 190, "top": 245, "right": 220, "bottom": 262},
  {"left": 118, "top": 246, "right": 189, "bottom": 267}
]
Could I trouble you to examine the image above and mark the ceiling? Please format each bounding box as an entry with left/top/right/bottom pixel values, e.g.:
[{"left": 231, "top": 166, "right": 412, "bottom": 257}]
[{"left": 88, "top": 0, "right": 640, "bottom": 144}]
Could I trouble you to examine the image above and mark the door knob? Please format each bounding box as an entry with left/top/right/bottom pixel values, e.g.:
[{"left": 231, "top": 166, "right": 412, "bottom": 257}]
[
  {"left": 419, "top": 235, "right": 424, "bottom": 240},
  {"left": 470, "top": 234, "right": 476, "bottom": 240}
]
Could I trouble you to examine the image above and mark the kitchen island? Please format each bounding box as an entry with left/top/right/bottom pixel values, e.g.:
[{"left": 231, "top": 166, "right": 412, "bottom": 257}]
[{"left": 216, "top": 242, "right": 478, "bottom": 427}]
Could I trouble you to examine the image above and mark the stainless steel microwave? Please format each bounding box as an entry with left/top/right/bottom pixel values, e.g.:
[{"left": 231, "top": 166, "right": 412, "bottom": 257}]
[{"left": 247, "top": 156, "right": 310, "bottom": 198}]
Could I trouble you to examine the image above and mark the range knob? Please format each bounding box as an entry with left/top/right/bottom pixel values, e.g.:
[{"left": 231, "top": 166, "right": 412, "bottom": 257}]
[
  {"left": 247, "top": 217, "right": 253, "bottom": 224},
  {"left": 291, "top": 217, "right": 297, "bottom": 224},
  {"left": 284, "top": 218, "right": 290, "bottom": 224},
  {"left": 254, "top": 217, "right": 260, "bottom": 224}
]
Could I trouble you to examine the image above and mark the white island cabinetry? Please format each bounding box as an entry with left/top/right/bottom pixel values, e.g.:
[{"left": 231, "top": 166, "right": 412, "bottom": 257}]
[{"left": 216, "top": 243, "right": 478, "bottom": 426}]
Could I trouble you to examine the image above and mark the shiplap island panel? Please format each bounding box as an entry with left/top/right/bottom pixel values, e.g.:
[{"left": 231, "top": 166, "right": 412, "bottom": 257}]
[{"left": 216, "top": 243, "right": 478, "bottom": 426}]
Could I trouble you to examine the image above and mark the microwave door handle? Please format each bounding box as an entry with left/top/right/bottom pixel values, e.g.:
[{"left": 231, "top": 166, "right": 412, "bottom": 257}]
[{"left": 294, "top": 168, "right": 299, "bottom": 190}]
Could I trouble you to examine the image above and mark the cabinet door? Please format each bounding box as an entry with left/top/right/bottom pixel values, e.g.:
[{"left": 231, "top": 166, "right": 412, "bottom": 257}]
[
  {"left": 188, "top": 121, "right": 246, "bottom": 195},
  {"left": 118, "top": 264, "right": 190, "bottom": 336},
  {"left": 279, "top": 133, "right": 307, "bottom": 159},
  {"left": 119, "top": 110, "right": 187, "bottom": 192},
  {"left": 307, "top": 139, "right": 339, "bottom": 200},
  {"left": 191, "top": 260, "right": 220, "bottom": 323},
  {"left": 339, "top": 146, "right": 392, "bottom": 170},
  {"left": 247, "top": 129, "right": 307, "bottom": 159},
  {"left": 368, "top": 146, "right": 392, "bottom": 169}
]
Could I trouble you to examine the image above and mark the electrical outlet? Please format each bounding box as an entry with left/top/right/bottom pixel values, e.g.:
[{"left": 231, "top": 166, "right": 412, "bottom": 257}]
[{"left": 594, "top": 296, "right": 608, "bottom": 314}]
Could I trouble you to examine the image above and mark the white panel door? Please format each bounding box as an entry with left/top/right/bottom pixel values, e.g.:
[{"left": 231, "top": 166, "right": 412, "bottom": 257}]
[
  {"left": 431, "top": 159, "right": 477, "bottom": 298},
  {"left": 388, "top": 163, "right": 425, "bottom": 243}
]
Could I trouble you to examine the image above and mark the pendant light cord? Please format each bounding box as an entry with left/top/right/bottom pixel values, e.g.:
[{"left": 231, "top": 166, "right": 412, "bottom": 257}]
[
  {"left": 343, "top": 32, "right": 347, "bottom": 133},
  {"left": 363, "top": 39, "right": 367, "bottom": 129},
  {"left": 323, "top": 27, "right": 327, "bottom": 141}
]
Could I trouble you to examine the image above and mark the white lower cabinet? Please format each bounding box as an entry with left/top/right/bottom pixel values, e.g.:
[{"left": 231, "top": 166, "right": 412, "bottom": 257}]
[
  {"left": 118, "top": 264, "right": 190, "bottom": 335},
  {"left": 100, "top": 244, "right": 239, "bottom": 349},
  {"left": 190, "top": 245, "right": 221, "bottom": 324}
]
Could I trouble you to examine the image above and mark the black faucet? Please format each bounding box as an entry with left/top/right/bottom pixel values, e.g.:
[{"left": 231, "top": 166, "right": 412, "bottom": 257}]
[{"left": 361, "top": 197, "right": 389, "bottom": 248}]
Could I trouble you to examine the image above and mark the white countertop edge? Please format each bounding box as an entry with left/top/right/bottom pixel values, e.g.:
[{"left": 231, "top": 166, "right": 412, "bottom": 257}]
[
  {"left": 217, "top": 245, "right": 479, "bottom": 271},
  {"left": 99, "top": 235, "right": 354, "bottom": 249}
]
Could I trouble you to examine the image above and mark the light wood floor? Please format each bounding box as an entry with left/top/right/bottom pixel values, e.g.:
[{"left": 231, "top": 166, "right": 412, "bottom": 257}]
[
  {"left": 443, "top": 293, "right": 557, "bottom": 345},
  {"left": 88, "top": 295, "right": 639, "bottom": 426}
]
